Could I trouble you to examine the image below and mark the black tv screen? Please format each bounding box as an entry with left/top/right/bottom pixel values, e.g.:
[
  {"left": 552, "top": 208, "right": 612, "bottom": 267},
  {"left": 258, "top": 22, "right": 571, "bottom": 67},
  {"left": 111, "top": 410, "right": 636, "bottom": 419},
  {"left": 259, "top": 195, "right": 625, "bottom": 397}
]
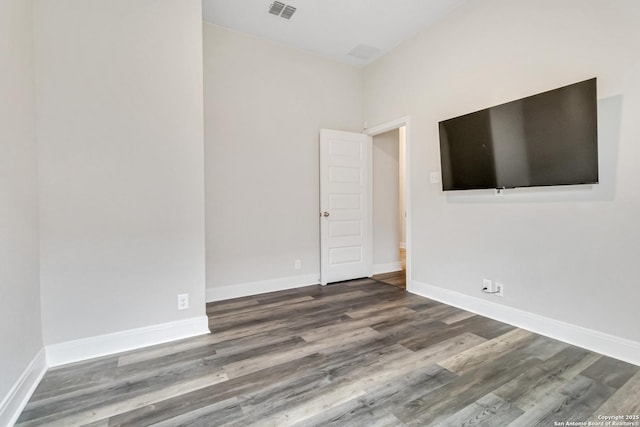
[{"left": 439, "top": 78, "right": 598, "bottom": 191}]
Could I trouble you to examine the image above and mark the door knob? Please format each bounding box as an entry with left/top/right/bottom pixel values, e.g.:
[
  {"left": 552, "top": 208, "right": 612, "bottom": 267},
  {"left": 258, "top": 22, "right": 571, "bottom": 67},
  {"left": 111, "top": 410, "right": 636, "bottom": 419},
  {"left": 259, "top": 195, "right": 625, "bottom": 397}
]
[{"left": 322, "top": 212, "right": 330, "bottom": 217}]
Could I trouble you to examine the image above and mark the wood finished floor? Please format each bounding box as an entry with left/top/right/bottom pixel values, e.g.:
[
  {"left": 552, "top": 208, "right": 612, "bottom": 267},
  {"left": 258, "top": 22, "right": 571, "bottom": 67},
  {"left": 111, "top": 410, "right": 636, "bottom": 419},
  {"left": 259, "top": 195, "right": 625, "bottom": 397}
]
[
  {"left": 17, "top": 279, "right": 640, "bottom": 426},
  {"left": 372, "top": 270, "right": 406, "bottom": 289}
]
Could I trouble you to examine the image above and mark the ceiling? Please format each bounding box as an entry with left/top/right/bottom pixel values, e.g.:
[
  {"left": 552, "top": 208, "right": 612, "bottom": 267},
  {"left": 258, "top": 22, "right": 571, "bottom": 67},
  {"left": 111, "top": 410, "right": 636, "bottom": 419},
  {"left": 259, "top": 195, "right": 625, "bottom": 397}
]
[{"left": 202, "top": 0, "right": 467, "bottom": 67}]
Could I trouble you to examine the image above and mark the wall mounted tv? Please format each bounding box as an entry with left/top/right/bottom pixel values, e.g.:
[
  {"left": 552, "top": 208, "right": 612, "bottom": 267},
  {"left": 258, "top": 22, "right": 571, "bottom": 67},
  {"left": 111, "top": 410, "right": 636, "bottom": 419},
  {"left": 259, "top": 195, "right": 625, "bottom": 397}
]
[{"left": 439, "top": 78, "right": 598, "bottom": 191}]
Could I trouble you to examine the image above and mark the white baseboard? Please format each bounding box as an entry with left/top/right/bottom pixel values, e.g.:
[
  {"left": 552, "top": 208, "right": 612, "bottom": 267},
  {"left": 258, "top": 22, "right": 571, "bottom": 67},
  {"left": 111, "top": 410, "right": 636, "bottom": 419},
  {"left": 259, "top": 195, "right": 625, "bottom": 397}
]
[
  {"left": 46, "top": 316, "right": 210, "bottom": 367},
  {"left": 0, "top": 348, "right": 47, "bottom": 427},
  {"left": 373, "top": 262, "right": 403, "bottom": 275},
  {"left": 409, "top": 280, "right": 640, "bottom": 367},
  {"left": 207, "top": 274, "right": 319, "bottom": 302}
]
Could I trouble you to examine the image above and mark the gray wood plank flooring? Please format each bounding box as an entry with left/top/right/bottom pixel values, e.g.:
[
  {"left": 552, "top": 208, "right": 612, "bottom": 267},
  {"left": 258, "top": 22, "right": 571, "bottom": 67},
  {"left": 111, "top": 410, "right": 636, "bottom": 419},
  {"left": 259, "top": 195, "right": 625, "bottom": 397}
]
[
  {"left": 16, "top": 279, "right": 639, "bottom": 426},
  {"left": 372, "top": 270, "right": 406, "bottom": 289}
]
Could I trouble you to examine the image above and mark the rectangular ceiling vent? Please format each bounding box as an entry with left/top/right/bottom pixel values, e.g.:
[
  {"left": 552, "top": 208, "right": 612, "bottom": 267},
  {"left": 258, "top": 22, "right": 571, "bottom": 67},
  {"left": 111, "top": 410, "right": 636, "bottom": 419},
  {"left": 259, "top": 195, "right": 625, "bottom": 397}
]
[
  {"left": 348, "top": 44, "right": 381, "bottom": 61},
  {"left": 268, "top": 2, "right": 296, "bottom": 20},
  {"left": 268, "top": 1, "right": 285, "bottom": 16},
  {"left": 280, "top": 5, "right": 297, "bottom": 19}
]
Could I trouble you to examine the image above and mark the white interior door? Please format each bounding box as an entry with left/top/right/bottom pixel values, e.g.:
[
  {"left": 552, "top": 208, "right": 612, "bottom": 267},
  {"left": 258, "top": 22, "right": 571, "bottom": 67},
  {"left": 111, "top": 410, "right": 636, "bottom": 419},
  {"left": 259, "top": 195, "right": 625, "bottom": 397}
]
[{"left": 320, "top": 129, "right": 372, "bottom": 285}]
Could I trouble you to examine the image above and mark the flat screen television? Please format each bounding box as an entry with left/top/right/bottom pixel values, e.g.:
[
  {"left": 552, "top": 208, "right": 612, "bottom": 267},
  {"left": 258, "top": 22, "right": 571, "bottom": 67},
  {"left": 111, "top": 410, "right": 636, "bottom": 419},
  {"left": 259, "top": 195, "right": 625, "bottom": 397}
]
[{"left": 438, "top": 78, "right": 598, "bottom": 191}]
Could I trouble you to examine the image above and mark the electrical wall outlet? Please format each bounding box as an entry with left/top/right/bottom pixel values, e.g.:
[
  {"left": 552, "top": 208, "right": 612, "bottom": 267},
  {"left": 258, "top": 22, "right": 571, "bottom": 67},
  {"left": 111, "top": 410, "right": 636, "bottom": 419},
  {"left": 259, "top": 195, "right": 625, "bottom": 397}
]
[
  {"left": 495, "top": 282, "right": 504, "bottom": 297},
  {"left": 294, "top": 259, "right": 301, "bottom": 270},
  {"left": 177, "top": 293, "right": 189, "bottom": 310},
  {"left": 482, "top": 278, "right": 493, "bottom": 292}
]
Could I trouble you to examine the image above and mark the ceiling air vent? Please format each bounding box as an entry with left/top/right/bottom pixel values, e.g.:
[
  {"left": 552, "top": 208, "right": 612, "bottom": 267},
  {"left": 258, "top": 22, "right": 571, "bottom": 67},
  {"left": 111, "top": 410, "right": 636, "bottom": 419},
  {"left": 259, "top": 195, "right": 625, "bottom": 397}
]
[
  {"left": 268, "top": 1, "right": 285, "bottom": 16},
  {"left": 268, "top": 2, "right": 297, "bottom": 20},
  {"left": 280, "top": 5, "right": 297, "bottom": 19},
  {"left": 348, "top": 44, "right": 381, "bottom": 61}
]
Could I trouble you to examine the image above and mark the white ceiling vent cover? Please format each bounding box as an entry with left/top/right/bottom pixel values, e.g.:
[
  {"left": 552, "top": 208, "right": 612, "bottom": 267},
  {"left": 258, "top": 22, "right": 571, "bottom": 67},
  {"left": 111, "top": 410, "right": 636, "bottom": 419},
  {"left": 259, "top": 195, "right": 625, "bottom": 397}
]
[
  {"left": 268, "top": 1, "right": 285, "bottom": 16},
  {"left": 280, "top": 5, "right": 297, "bottom": 19},
  {"left": 348, "top": 44, "right": 381, "bottom": 61}
]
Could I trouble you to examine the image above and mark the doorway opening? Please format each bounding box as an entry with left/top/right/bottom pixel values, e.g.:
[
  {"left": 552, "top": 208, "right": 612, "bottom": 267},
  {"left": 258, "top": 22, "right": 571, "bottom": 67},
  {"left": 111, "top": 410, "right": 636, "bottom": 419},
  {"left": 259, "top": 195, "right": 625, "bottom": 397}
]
[
  {"left": 367, "top": 117, "right": 411, "bottom": 290},
  {"left": 318, "top": 117, "right": 411, "bottom": 288}
]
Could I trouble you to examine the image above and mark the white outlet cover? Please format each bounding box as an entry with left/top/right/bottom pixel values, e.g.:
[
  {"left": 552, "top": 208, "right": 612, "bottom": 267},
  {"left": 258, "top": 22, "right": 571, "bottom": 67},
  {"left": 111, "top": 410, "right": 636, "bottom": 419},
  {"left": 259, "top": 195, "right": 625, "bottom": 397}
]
[
  {"left": 495, "top": 282, "right": 504, "bottom": 297},
  {"left": 430, "top": 171, "right": 441, "bottom": 184},
  {"left": 178, "top": 294, "right": 189, "bottom": 310}
]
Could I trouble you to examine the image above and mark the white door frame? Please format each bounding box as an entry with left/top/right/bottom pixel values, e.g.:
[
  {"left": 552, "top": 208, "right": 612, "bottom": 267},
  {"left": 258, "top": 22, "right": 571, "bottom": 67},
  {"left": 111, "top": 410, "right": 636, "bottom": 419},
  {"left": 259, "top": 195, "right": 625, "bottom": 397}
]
[{"left": 366, "top": 116, "right": 412, "bottom": 288}]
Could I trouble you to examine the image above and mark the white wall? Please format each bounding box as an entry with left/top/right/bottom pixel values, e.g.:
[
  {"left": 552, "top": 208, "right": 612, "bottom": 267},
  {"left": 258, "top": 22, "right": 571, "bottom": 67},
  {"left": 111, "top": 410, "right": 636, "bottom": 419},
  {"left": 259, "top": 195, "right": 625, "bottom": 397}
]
[
  {"left": 372, "top": 129, "right": 401, "bottom": 270},
  {"left": 399, "top": 127, "right": 407, "bottom": 247},
  {"left": 0, "top": 0, "right": 43, "bottom": 404},
  {"left": 35, "top": 0, "right": 207, "bottom": 345},
  {"left": 203, "top": 24, "right": 363, "bottom": 298},
  {"left": 364, "top": 0, "right": 640, "bottom": 343}
]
